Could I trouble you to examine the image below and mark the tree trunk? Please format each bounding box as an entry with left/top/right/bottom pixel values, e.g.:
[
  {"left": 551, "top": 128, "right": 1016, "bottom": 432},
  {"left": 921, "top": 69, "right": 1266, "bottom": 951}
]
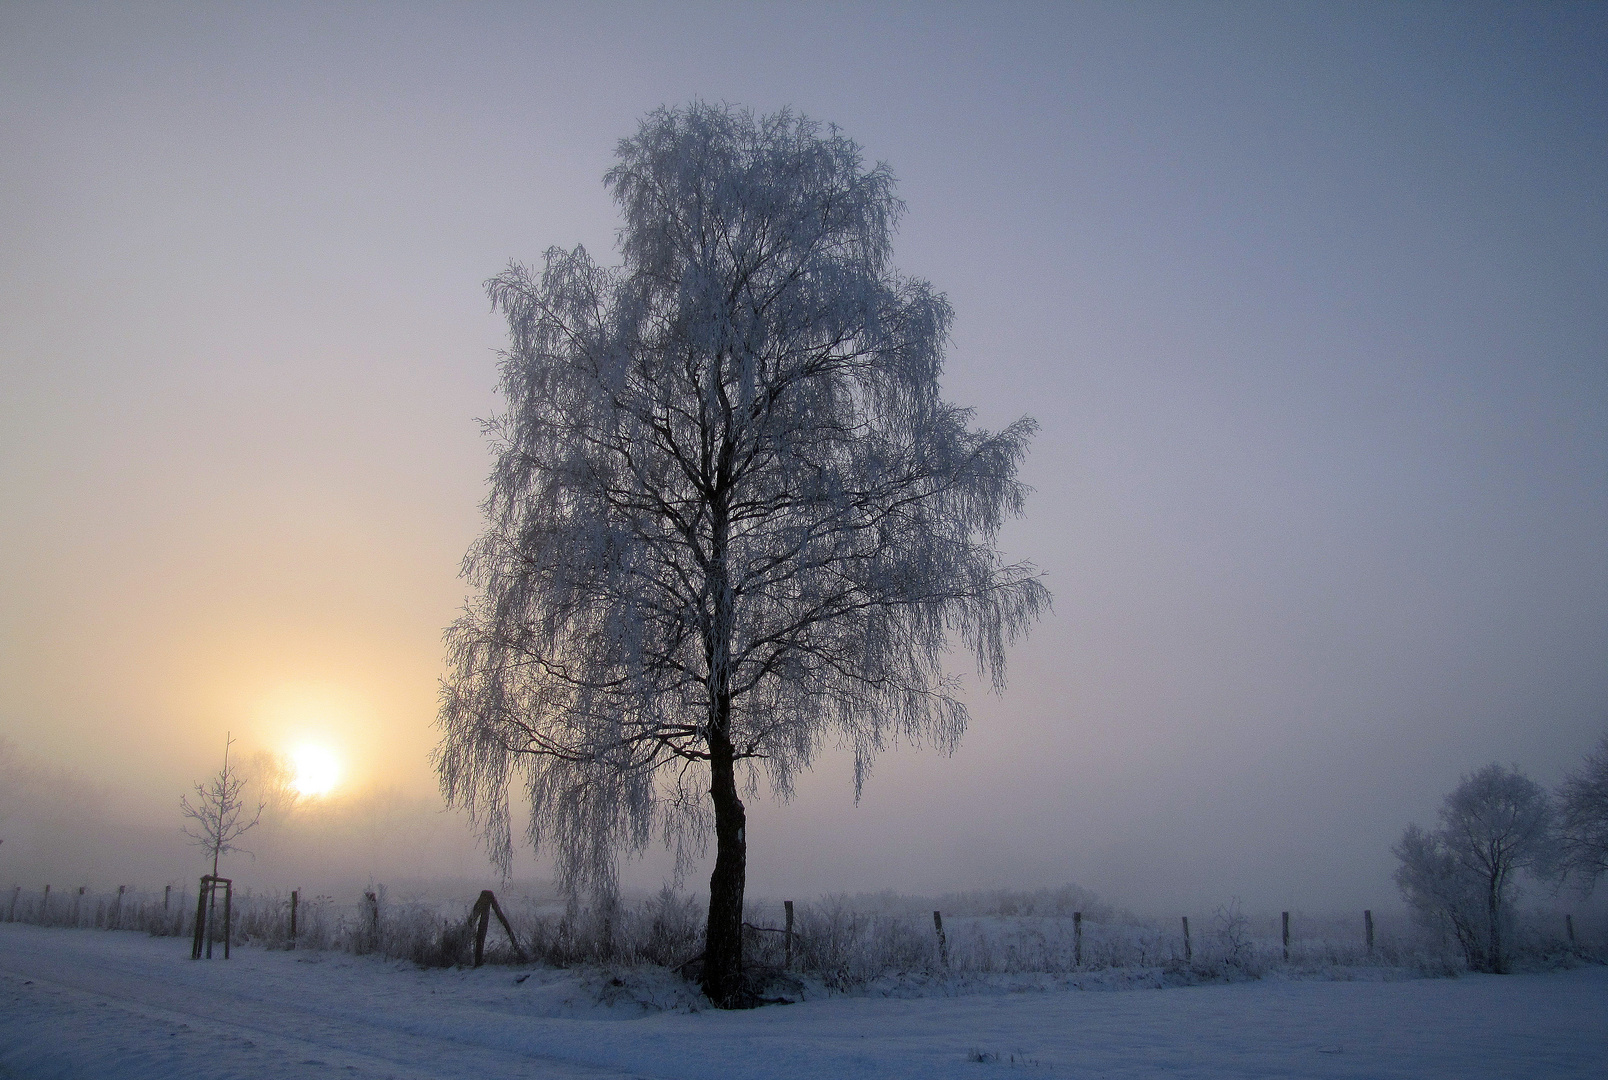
[
  {"left": 702, "top": 729, "right": 747, "bottom": 1007},
  {"left": 1486, "top": 873, "right": 1504, "bottom": 975},
  {"left": 701, "top": 492, "right": 746, "bottom": 1007}
]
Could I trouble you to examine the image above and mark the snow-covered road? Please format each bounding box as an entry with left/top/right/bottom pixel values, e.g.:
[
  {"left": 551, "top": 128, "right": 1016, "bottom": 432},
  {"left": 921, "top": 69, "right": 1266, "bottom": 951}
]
[{"left": 2, "top": 923, "right": 1603, "bottom": 1079}]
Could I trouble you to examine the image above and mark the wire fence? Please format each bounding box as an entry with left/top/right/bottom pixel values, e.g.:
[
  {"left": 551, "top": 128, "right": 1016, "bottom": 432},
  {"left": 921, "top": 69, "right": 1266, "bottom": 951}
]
[{"left": 4, "top": 880, "right": 1601, "bottom": 989}]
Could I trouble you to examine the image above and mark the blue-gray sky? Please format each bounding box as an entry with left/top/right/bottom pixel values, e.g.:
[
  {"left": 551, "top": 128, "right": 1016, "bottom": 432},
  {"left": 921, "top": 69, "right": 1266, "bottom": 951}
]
[{"left": 1, "top": 1, "right": 1604, "bottom": 912}]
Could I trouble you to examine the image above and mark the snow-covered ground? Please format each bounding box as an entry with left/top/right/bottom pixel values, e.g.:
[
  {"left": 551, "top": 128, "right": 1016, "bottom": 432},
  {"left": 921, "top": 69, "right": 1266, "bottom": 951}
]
[{"left": 2, "top": 923, "right": 1603, "bottom": 1079}]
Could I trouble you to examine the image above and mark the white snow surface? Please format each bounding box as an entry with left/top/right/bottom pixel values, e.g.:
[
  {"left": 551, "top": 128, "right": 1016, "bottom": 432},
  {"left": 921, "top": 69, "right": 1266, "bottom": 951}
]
[{"left": 2, "top": 924, "right": 1603, "bottom": 1079}]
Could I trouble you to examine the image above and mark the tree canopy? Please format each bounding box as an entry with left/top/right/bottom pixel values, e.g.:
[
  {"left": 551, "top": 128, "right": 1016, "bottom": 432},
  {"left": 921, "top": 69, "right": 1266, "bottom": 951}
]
[{"left": 436, "top": 103, "right": 1047, "bottom": 1004}]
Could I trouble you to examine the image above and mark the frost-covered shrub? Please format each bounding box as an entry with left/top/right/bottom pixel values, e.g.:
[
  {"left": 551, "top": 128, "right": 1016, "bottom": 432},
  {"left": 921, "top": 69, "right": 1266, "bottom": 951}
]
[{"left": 784, "top": 899, "right": 940, "bottom": 987}]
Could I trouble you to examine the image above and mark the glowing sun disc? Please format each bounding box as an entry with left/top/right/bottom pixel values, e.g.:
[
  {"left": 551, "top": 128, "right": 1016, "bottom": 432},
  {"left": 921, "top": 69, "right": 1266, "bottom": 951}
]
[{"left": 290, "top": 745, "right": 340, "bottom": 797}]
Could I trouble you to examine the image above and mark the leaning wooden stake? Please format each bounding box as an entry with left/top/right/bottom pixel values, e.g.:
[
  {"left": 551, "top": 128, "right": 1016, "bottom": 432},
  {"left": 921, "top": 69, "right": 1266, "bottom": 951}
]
[
  {"left": 933, "top": 910, "right": 950, "bottom": 968},
  {"left": 1566, "top": 913, "right": 1576, "bottom": 947},
  {"left": 289, "top": 890, "right": 298, "bottom": 949},
  {"left": 1073, "top": 911, "right": 1084, "bottom": 968},
  {"left": 1181, "top": 916, "right": 1192, "bottom": 964},
  {"left": 1364, "top": 909, "right": 1374, "bottom": 955},
  {"left": 470, "top": 890, "right": 527, "bottom": 967},
  {"left": 191, "top": 878, "right": 208, "bottom": 959},
  {"left": 1282, "top": 911, "right": 1290, "bottom": 962}
]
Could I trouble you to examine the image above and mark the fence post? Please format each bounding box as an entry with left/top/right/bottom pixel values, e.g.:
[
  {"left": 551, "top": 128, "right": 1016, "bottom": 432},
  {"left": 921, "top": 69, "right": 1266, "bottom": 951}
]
[
  {"left": 1182, "top": 916, "right": 1191, "bottom": 963},
  {"left": 1282, "top": 911, "right": 1290, "bottom": 962},
  {"left": 290, "top": 890, "right": 298, "bottom": 949},
  {"left": 1365, "top": 909, "right": 1374, "bottom": 955},
  {"left": 933, "top": 910, "right": 949, "bottom": 969},
  {"left": 1073, "top": 911, "right": 1083, "bottom": 968},
  {"left": 784, "top": 900, "right": 794, "bottom": 969},
  {"left": 365, "top": 890, "right": 379, "bottom": 952},
  {"left": 1566, "top": 914, "right": 1576, "bottom": 947}
]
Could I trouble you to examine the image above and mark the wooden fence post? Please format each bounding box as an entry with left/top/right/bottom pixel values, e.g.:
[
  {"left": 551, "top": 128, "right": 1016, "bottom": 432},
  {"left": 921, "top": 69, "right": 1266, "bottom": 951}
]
[
  {"left": 933, "top": 910, "right": 949, "bottom": 969},
  {"left": 1566, "top": 914, "right": 1576, "bottom": 947},
  {"left": 1073, "top": 911, "right": 1083, "bottom": 968},
  {"left": 290, "top": 890, "right": 298, "bottom": 949},
  {"left": 1365, "top": 909, "right": 1374, "bottom": 955},
  {"left": 1282, "top": 911, "right": 1290, "bottom": 962},
  {"left": 364, "top": 890, "right": 379, "bottom": 952},
  {"left": 1182, "top": 916, "right": 1191, "bottom": 963},
  {"left": 784, "top": 900, "right": 795, "bottom": 969}
]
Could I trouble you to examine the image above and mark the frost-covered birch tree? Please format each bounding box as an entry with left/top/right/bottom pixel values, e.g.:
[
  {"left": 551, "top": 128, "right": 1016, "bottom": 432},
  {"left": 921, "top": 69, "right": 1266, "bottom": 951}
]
[
  {"left": 436, "top": 103, "right": 1048, "bottom": 1007},
  {"left": 1393, "top": 764, "right": 1552, "bottom": 973},
  {"left": 1557, "top": 734, "right": 1608, "bottom": 894}
]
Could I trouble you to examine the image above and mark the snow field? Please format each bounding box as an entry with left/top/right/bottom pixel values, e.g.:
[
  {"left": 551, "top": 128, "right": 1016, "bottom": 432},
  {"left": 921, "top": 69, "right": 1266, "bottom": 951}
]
[{"left": 2, "top": 922, "right": 1606, "bottom": 1079}]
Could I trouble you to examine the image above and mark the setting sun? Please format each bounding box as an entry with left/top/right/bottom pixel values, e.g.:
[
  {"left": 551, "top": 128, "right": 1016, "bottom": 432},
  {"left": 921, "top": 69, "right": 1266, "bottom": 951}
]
[{"left": 289, "top": 744, "right": 341, "bottom": 798}]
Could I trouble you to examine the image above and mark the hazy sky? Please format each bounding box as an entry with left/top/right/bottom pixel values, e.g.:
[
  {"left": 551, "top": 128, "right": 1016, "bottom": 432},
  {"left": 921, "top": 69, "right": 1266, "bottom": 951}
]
[{"left": 2, "top": 1, "right": 1604, "bottom": 913}]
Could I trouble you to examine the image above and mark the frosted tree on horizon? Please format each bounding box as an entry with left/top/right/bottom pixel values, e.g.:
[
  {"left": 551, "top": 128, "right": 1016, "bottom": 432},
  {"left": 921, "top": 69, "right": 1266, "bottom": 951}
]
[{"left": 435, "top": 103, "right": 1048, "bottom": 1007}]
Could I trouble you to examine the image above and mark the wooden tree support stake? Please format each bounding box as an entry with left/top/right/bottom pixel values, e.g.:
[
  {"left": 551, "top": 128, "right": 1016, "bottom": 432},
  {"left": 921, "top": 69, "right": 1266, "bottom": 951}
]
[
  {"left": 1073, "top": 911, "right": 1083, "bottom": 968},
  {"left": 191, "top": 876, "right": 232, "bottom": 960},
  {"left": 933, "top": 910, "right": 949, "bottom": 969},
  {"left": 1282, "top": 911, "right": 1290, "bottom": 962},
  {"left": 1182, "top": 916, "right": 1192, "bottom": 963}
]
